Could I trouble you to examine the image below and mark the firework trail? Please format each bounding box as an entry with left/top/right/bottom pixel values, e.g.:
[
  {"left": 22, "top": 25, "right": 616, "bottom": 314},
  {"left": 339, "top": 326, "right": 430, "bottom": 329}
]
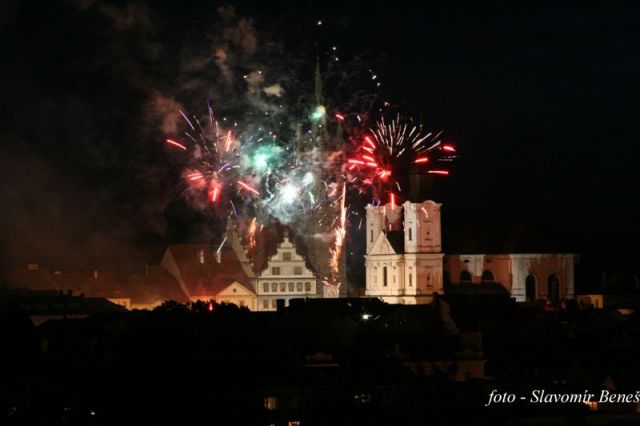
[
  {"left": 322, "top": 182, "right": 347, "bottom": 293},
  {"left": 245, "top": 217, "right": 257, "bottom": 257},
  {"left": 329, "top": 182, "right": 347, "bottom": 275}
]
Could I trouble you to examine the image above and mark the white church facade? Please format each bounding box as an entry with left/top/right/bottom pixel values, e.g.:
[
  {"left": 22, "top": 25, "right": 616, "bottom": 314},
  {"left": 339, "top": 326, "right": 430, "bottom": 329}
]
[
  {"left": 365, "top": 200, "right": 445, "bottom": 304},
  {"left": 365, "top": 199, "right": 576, "bottom": 304}
]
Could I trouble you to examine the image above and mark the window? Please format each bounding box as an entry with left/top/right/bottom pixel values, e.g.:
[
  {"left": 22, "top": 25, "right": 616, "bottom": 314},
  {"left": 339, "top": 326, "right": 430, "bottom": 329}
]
[
  {"left": 408, "top": 226, "right": 412, "bottom": 241},
  {"left": 548, "top": 274, "right": 560, "bottom": 302},
  {"left": 370, "top": 229, "right": 373, "bottom": 242},
  {"left": 383, "top": 266, "right": 388, "bottom": 287},
  {"left": 282, "top": 252, "right": 292, "bottom": 261},
  {"left": 288, "top": 282, "right": 294, "bottom": 292},
  {"left": 409, "top": 273, "right": 412, "bottom": 287},
  {"left": 272, "top": 267, "right": 281, "bottom": 275},
  {"left": 263, "top": 282, "right": 269, "bottom": 292},
  {"left": 272, "top": 299, "right": 277, "bottom": 308},
  {"left": 481, "top": 270, "right": 495, "bottom": 282},
  {"left": 280, "top": 282, "right": 286, "bottom": 292},
  {"left": 263, "top": 300, "right": 269, "bottom": 309},
  {"left": 294, "top": 266, "right": 302, "bottom": 275},
  {"left": 296, "top": 282, "right": 303, "bottom": 292},
  {"left": 305, "top": 282, "right": 311, "bottom": 292},
  {"left": 525, "top": 275, "right": 536, "bottom": 301},
  {"left": 272, "top": 282, "right": 278, "bottom": 292},
  {"left": 460, "top": 270, "right": 472, "bottom": 282},
  {"left": 239, "top": 300, "right": 245, "bottom": 307},
  {"left": 264, "top": 396, "right": 278, "bottom": 410}
]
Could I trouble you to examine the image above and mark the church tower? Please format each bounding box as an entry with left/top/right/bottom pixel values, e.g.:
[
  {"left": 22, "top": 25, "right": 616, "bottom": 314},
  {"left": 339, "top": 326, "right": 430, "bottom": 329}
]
[{"left": 364, "top": 200, "right": 444, "bottom": 304}]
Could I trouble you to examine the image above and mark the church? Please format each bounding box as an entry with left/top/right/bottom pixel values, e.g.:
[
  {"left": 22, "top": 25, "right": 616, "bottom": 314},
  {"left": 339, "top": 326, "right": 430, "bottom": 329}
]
[{"left": 365, "top": 199, "right": 576, "bottom": 304}]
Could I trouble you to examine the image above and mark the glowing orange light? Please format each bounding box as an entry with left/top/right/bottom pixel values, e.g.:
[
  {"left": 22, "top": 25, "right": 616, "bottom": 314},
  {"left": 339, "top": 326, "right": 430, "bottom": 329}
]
[
  {"left": 378, "top": 170, "right": 391, "bottom": 179},
  {"left": 238, "top": 181, "right": 260, "bottom": 195},
  {"left": 225, "top": 131, "right": 233, "bottom": 152},
  {"left": 442, "top": 145, "right": 456, "bottom": 152},
  {"left": 210, "top": 187, "right": 219, "bottom": 203},
  {"left": 428, "top": 170, "right": 449, "bottom": 175},
  {"left": 414, "top": 157, "right": 429, "bottom": 164},
  {"left": 390, "top": 192, "right": 396, "bottom": 210},
  {"left": 335, "top": 113, "right": 345, "bottom": 121},
  {"left": 166, "top": 139, "right": 187, "bottom": 150}
]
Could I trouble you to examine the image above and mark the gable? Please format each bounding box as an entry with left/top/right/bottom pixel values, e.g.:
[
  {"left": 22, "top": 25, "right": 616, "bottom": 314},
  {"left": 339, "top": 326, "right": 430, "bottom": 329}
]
[
  {"left": 369, "top": 232, "right": 399, "bottom": 256},
  {"left": 217, "top": 281, "right": 255, "bottom": 297}
]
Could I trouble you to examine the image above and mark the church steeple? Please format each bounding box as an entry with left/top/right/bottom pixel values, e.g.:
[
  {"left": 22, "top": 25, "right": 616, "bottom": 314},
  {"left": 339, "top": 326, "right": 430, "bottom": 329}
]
[
  {"left": 314, "top": 54, "right": 324, "bottom": 107},
  {"left": 311, "top": 54, "right": 327, "bottom": 143}
]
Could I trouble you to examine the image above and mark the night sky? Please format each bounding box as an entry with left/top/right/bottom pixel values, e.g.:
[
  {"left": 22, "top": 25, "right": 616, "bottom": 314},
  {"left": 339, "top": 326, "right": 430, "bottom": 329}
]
[{"left": 1, "top": 0, "right": 639, "bottom": 272}]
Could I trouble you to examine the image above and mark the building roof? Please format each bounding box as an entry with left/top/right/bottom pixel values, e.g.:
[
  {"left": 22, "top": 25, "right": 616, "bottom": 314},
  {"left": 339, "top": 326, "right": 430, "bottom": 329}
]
[
  {"left": 8, "top": 289, "right": 127, "bottom": 317},
  {"left": 6, "top": 266, "right": 186, "bottom": 306},
  {"left": 164, "top": 244, "right": 253, "bottom": 297},
  {"left": 126, "top": 269, "right": 189, "bottom": 304},
  {"left": 443, "top": 222, "right": 574, "bottom": 254}
]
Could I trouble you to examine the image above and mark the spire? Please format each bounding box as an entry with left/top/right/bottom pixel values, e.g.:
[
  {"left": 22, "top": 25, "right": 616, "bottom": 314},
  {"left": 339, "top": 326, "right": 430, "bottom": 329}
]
[
  {"left": 314, "top": 54, "right": 323, "bottom": 106},
  {"left": 310, "top": 53, "right": 327, "bottom": 149}
]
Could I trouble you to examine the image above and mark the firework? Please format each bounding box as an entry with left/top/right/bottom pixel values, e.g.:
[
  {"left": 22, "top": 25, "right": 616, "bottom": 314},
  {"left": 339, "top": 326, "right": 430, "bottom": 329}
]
[
  {"left": 324, "top": 182, "right": 347, "bottom": 291},
  {"left": 345, "top": 114, "right": 456, "bottom": 201},
  {"left": 245, "top": 217, "right": 257, "bottom": 257},
  {"left": 164, "top": 106, "right": 244, "bottom": 211}
]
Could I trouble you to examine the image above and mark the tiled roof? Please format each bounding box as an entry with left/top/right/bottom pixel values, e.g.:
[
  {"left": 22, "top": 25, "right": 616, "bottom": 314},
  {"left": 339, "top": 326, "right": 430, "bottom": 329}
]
[{"left": 165, "top": 244, "right": 253, "bottom": 296}]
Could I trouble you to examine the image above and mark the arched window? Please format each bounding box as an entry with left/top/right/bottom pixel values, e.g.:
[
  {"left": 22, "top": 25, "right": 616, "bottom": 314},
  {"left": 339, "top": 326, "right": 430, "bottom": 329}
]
[
  {"left": 481, "top": 270, "right": 495, "bottom": 282},
  {"left": 383, "top": 266, "right": 388, "bottom": 287},
  {"left": 460, "top": 270, "right": 472, "bottom": 282},
  {"left": 525, "top": 275, "right": 536, "bottom": 301},
  {"left": 409, "top": 273, "right": 413, "bottom": 287},
  {"left": 370, "top": 229, "right": 374, "bottom": 242},
  {"left": 408, "top": 226, "right": 413, "bottom": 241},
  {"left": 548, "top": 274, "right": 560, "bottom": 301}
]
